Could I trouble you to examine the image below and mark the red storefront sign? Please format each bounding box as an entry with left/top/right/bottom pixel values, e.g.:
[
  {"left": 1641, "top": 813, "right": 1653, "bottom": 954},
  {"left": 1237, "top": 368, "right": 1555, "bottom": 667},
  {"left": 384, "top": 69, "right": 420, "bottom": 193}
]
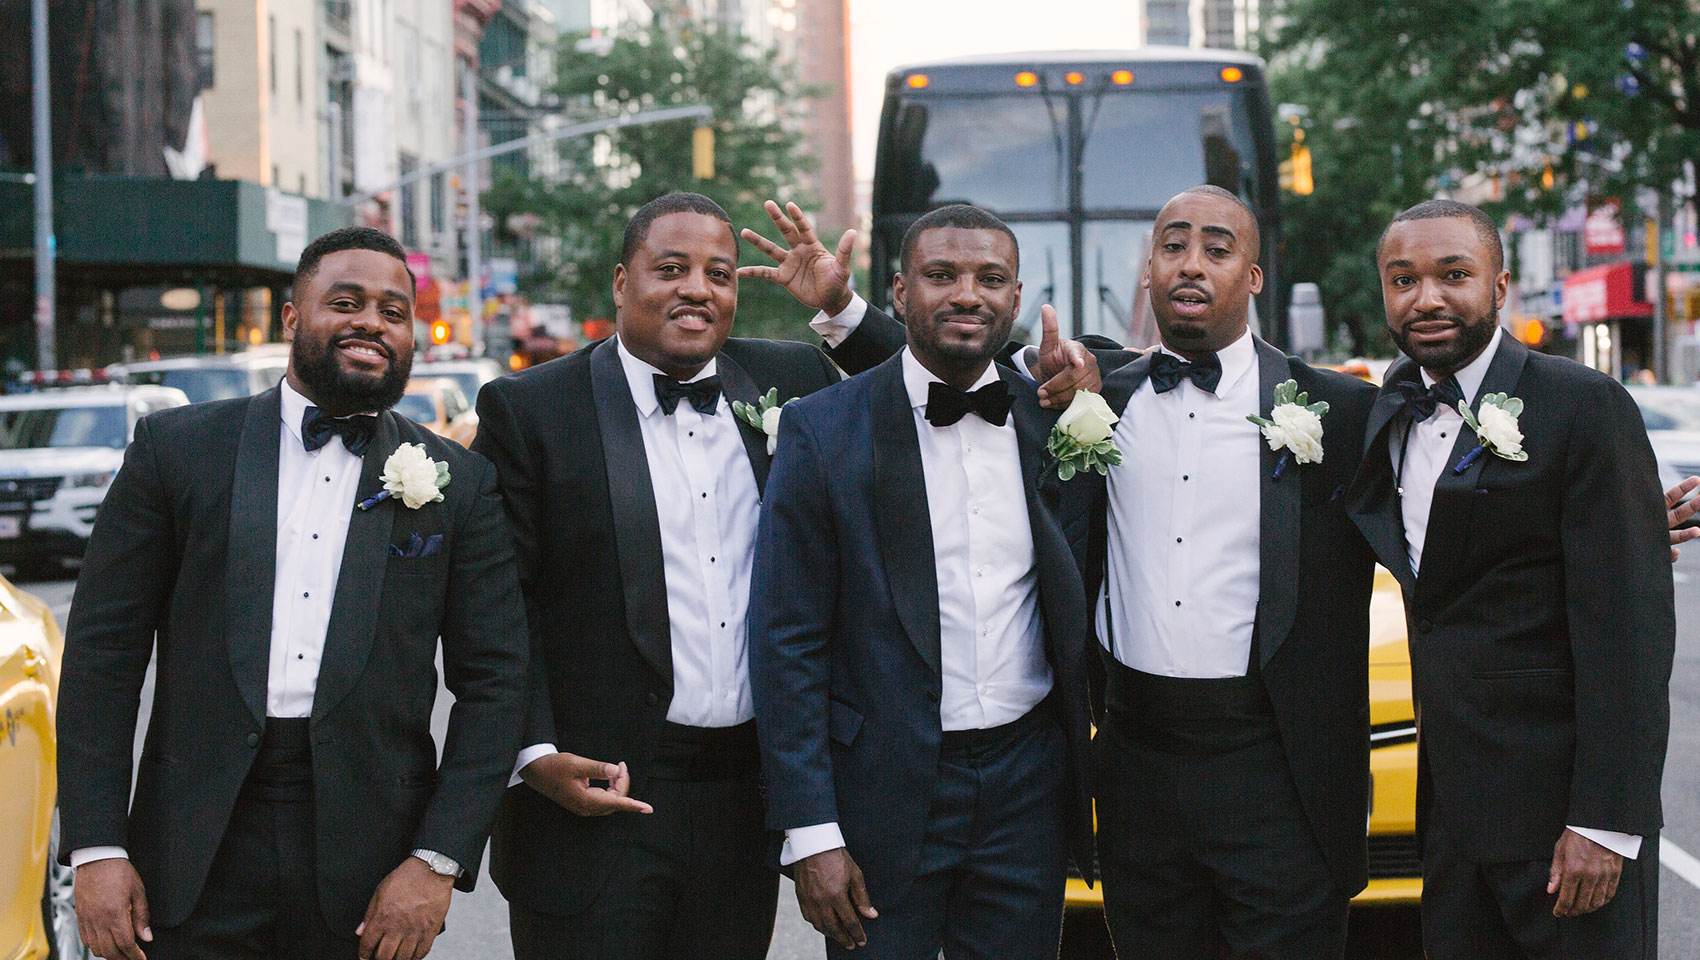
[{"left": 1562, "top": 261, "right": 1652, "bottom": 325}]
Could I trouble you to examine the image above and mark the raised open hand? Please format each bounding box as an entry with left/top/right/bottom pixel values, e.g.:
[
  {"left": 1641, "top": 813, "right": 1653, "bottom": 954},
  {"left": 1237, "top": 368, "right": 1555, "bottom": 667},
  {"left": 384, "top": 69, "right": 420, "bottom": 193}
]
[{"left": 738, "top": 200, "right": 857, "bottom": 316}]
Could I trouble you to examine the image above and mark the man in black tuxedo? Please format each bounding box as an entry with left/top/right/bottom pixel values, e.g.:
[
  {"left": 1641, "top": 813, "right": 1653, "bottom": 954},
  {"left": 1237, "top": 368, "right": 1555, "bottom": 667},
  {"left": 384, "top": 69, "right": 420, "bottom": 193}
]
[
  {"left": 475, "top": 192, "right": 887, "bottom": 960},
  {"left": 1054, "top": 185, "right": 1377, "bottom": 957},
  {"left": 1346, "top": 200, "right": 1673, "bottom": 959},
  {"left": 57, "top": 226, "right": 528, "bottom": 960},
  {"left": 749, "top": 204, "right": 1095, "bottom": 959}
]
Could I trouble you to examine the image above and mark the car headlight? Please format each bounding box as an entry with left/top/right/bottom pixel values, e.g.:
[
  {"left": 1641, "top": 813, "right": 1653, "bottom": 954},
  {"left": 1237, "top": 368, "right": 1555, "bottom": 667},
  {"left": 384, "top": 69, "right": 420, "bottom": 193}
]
[{"left": 69, "top": 471, "right": 115, "bottom": 489}]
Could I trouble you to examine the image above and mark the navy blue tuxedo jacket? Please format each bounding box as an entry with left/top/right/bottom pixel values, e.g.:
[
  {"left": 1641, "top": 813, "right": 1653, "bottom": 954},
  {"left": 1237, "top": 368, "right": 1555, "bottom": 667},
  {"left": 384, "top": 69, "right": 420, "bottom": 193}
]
[{"left": 748, "top": 353, "right": 1096, "bottom": 909}]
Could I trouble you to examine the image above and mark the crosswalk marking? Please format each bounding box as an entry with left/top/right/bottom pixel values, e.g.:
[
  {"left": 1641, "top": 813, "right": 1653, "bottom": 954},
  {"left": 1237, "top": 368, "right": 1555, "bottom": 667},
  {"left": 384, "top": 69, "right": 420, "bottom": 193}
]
[{"left": 1663, "top": 836, "right": 1700, "bottom": 891}]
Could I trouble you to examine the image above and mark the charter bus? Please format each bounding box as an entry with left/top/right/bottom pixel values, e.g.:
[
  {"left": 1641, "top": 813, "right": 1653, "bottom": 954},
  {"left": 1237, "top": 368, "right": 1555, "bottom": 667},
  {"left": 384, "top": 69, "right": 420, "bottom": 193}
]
[{"left": 870, "top": 49, "right": 1284, "bottom": 349}]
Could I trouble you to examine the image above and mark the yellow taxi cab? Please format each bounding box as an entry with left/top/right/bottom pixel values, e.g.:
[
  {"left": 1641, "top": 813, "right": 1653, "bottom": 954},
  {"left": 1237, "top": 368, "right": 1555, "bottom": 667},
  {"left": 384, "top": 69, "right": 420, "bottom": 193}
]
[
  {"left": 0, "top": 574, "right": 87, "bottom": 959},
  {"left": 397, "top": 378, "right": 479, "bottom": 448},
  {"left": 1063, "top": 568, "right": 1422, "bottom": 915}
]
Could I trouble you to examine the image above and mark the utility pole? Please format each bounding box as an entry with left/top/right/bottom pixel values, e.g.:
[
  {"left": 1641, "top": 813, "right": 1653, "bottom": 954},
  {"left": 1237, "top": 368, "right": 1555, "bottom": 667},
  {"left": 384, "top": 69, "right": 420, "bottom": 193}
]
[
  {"left": 31, "top": 0, "right": 54, "bottom": 372},
  {"left": 1656, "top": 190, "right": 1671, "bottom": 382},
  {"left": 461, "top": 64, "right": 482, "bottom": 348}
]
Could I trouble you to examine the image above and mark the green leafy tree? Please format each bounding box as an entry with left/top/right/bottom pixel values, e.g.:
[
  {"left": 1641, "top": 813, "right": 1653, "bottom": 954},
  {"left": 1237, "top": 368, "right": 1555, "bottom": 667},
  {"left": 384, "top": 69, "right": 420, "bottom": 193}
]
[
  {"left": 484, "top": 20, "right": 830, "bottom": 341},
  {"left": 1266, "top": 0, "right": 1700, "bottom": 353}
]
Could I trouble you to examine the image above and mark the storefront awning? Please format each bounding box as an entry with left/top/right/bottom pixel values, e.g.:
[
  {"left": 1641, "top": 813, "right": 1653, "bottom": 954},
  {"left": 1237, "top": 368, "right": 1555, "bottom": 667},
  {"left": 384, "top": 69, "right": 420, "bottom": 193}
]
[{"left": 1562, "top": 261, "right": 1653, "bottom": 326}]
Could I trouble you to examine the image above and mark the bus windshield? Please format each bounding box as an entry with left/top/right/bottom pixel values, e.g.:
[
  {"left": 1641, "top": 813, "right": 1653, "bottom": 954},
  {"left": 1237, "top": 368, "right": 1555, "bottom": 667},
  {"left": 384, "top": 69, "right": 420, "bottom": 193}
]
[{"left": 872, "top": 54, "right": 1279, "bottom": 347}]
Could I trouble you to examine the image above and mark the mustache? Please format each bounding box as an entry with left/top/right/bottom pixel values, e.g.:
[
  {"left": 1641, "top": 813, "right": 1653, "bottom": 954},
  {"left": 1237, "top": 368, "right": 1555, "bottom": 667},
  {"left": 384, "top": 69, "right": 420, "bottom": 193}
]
[{"left": 333, "top": 332, "right": 395, "bottom": 360}]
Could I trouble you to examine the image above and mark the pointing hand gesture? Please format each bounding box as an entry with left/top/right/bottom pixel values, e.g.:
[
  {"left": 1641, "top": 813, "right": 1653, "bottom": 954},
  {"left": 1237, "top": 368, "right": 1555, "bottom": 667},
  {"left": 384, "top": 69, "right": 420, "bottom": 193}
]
[
  {"left": 739, "top": 200, "right": 857, "bottom": 317},
  {"left": 1030, "top": 304, "right": 1102, "bottom": 409}
]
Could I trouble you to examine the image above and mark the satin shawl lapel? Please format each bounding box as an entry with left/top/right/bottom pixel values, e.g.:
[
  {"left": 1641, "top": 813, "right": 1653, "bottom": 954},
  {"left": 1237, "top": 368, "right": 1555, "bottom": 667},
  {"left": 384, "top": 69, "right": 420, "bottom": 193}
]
[
  {"left": 1005, "top": 369, "right": 1074, "bottom": 660},
  {"left": 1414, "top": 336, "right": 1530, "bottom": 600},
  {"left": 1347, "top": 359, "right": 1421, "bottom": 595},
  {"left": 312, "top": 412, "right": 401, "bottom": 723},
  {"left": 870, "top": 355, "right": 942, "bottom": 676},
  {"left": 1101, "top": 351, "right": 1153, "bottom": 418},
  {"left": 588, "top": 338, "right": 673, "bottom": 684},
  {"left": 1254, "top": 337, "right": 1301, "bottom": 665},
  {"left": 716, "top": 352, "right": 771, "bottom": 496},
  {"left": 225, "top": 388, "right": 283, "bottom": 728}
]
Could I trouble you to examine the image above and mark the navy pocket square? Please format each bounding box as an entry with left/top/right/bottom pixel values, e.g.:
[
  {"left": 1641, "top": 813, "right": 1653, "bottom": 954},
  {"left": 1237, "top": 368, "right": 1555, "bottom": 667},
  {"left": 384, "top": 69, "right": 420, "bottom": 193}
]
[{"left": 389, "top": 532, "right": 444, "bottom": 558}]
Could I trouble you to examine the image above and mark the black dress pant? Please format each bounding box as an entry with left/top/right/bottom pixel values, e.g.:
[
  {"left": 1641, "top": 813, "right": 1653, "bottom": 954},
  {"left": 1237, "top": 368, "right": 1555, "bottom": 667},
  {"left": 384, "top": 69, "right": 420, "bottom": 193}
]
[
  {"left": 825, "top": 705, "right": 1068, "bottom": 960},
  {"left": 148, "top": 719, "right": 358, "bottom": 960},
  {"left": 1095, "top": 659, "right": 1348, "bottom": 960},
  {"left": 508, "top": 722, "right": 778, "bottom": 960},
  {"left": 1420, "top": 815, "right": 1659, "bottom": 960}
]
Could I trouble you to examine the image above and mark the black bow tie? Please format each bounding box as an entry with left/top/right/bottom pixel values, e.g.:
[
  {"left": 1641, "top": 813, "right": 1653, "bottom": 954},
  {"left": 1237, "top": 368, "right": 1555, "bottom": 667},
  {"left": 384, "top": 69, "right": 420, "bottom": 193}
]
[
  {"left": 925, "top": 379, "right": 1013, "bottom": 428},
  {"left": 301, "top": 406, "right": 377, "bottom": 456},
  {"left": 654, "top": 374, "right": 722, "bottom": 416},
  {"left": 1148, "top": 351, "right": 1223, "bottom": 395},
  {"left": 1393, "top": 376, "right": 1465, "bottom": 422}
]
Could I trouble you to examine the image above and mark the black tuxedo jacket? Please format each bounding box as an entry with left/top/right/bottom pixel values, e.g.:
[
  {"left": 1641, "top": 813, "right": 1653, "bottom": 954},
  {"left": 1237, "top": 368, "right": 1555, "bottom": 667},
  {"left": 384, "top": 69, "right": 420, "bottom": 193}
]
[
  {"left": 1069, "top": 339, "right": 1379, "bottom": 896},
  {"left": 55, "top": 387, "right": 529, "bottom": 932},
  {"left": 473, "top": 334, "right": 844, "bottom": 913},
  {"left": 749, "top": 354, "right": 1096, "bottom": 908},
  {"left": 1346, "top": 337, "right": 1673, "bottom": 861}
]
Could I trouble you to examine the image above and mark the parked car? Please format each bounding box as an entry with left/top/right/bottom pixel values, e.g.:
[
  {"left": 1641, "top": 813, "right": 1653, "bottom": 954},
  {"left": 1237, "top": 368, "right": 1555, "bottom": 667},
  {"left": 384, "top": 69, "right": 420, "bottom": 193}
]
[
  {"left": 1627, "top": 385, "right": 1700, "bottom": 495},
  {"left": 0, "top": 385, "right": 190, "bottom": 575},
  {"left": 411, "top": 356, "right": 507, "bottom": 408},
  {"left": 397, "top": 378, "right": 478, "bottom": 448},
  {"left": 0, "top": 573, "right": 89, "bottom": 958},
  {"left": 109, "top": 349, "right": 288, "bottom": 404}
]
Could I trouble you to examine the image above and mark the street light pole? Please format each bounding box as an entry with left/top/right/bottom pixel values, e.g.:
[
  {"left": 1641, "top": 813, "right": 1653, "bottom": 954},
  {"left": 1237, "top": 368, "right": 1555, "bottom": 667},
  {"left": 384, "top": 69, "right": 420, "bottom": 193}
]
[
  {"left": 462, "top": 63, "right": 482, "bottom": 346},
  {"left": 31, "top": 0, "right": 54, "bottom": 372}
]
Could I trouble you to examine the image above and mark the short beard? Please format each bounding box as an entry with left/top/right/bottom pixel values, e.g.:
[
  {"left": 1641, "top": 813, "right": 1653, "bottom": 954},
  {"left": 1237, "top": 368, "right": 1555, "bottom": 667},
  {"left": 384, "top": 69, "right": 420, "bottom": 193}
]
[
  {"left": 1390, "top": 312, "right": 1497, "bottom": 378},
  {"left": 292, "top": 332, "right": 411, "bottom": 415}
]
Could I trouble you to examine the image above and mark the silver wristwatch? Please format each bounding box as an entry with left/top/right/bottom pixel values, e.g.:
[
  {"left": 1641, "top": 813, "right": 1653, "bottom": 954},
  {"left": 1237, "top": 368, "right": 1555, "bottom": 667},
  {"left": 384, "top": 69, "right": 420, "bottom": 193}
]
[{"left": 411, "top": 849, "right": 461, "bottom": 877}]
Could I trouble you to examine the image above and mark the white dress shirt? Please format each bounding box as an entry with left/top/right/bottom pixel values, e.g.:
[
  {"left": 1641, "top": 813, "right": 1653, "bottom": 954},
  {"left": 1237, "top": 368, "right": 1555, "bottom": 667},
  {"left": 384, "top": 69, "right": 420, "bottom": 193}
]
[
  {"left": 1393, "top": 326, "right": 1640, "bottom": 861},
  {"left": 1097, "top": 330, "right": 1262, "bottom": 677},
  {"left": 71, "top": 380, "right": 368, "bottom": 868},
  {"left": 782, "top": 348, "right": 1053, "bottom": 866},
  {"left": 512, "top": 335, "right": 761, "bottom": 782}
]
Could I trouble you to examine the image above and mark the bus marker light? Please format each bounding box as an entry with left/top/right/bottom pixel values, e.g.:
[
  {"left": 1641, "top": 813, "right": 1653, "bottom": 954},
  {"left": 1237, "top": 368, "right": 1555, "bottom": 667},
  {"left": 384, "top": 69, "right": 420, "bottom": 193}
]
[
  {"left": 1015, "top": 71, "right": 1038, "bottom": 87},
  {"left": 1111, "top": 70, "right": 1134, "bottom": 85},
  {"left": 1065, "top": 72, "right": 1084, "bottom": 85},
  {"left": 907, "top": 74, "right": 929, "bottom": 89},
  {"left": 1221, "top": 67, "right": 1244, "bottom": 83}
]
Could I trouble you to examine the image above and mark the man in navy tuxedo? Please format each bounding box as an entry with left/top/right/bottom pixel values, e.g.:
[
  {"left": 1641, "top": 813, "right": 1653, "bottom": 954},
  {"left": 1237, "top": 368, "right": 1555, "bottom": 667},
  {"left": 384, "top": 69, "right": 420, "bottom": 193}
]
[{"left": 749, "top": 204, "right": 1094, "bottom": 959}]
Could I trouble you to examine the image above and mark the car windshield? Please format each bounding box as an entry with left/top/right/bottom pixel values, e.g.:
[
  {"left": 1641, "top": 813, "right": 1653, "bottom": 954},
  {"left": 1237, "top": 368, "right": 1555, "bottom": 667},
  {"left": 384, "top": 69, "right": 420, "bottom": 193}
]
[
  {"left": 395, "top": 394, "right": 438, "bottom": 424},
  {"left": 0, "top": 405, "right": 128, "bottom": 449},
  {"left": 1632, "top": 388, "right": 1700, "bottom": 431},
  {"left": 417, "top": 369, "right": 482, "bottom": 403}
]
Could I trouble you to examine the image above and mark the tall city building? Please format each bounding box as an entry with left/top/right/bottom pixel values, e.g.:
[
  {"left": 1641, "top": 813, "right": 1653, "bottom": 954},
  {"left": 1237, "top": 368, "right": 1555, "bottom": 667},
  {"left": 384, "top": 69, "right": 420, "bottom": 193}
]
[
  {"left": 1141, "top": 0, "right": 1260, "bottom": 50},
  {"left": 783, "top": 0, "right": 854, "bottom": 237},
  {"left": 196, "top": 0, "right": 324, "bottom": 193}
]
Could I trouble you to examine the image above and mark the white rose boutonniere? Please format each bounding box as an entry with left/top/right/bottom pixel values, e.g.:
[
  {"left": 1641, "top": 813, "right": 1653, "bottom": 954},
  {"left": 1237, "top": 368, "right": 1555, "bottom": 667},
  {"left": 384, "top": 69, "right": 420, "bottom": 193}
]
[
  {"left": 1454, "top": 392, "right": 1527, "bottom": 473},
  {"left": 732, "top": 387, "right": 797, "bottom": 456},
  {"left": 1047, "top": 390, "right": 1124, "bottom": 481},
  {"left": 358, "top": 442, "right": 450, "bottom": 511},
  {"left": 1246, "top": 379, "right": 1328, "bottom": 480}
]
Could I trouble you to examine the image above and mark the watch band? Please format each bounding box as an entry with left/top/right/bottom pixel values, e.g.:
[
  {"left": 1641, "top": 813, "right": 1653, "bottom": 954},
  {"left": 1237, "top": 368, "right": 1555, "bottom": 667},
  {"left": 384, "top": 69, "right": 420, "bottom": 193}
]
[{"left": 410, "top": 848, "right": 461, "bottom": 877}]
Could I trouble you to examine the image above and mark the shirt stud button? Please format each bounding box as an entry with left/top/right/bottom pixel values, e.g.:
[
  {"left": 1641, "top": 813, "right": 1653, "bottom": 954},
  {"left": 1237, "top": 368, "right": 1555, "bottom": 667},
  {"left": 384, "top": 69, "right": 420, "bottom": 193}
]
[{"left": 303, "top": 591, "right": 309, "bottom": 598}]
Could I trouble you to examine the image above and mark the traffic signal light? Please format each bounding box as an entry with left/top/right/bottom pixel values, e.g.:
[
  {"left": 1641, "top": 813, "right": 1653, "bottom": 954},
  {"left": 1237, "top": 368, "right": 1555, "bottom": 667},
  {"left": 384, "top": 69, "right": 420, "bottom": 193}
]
[
  {"left": 1287, "top": 143, "right": 1313, "bottom": 195},
  {"left": 430, "top": 319, "right": 452, "bottom": 345},
  {"left": 693, "top": 126, "right": 715, "bottom": 180}
]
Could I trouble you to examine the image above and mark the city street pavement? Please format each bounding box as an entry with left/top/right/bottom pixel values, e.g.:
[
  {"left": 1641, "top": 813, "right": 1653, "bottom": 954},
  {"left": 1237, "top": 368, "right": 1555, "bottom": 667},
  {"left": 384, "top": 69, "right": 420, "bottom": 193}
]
[{"left": 29, "top": 546, "right": 1700, "bottom": 957}]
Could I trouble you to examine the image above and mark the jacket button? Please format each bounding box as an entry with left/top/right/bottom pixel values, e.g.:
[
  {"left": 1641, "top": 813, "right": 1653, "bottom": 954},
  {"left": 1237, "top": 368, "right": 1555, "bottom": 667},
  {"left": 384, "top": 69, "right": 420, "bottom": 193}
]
[
  {"left": 646, "top": 692, "right": 660, "bottom": 706},
  {"left": 1416, "top": 619, "right": 1433, "bottom": 634},
  {"left": 247, "top": 732, "right": 260, "bottom": 748}
]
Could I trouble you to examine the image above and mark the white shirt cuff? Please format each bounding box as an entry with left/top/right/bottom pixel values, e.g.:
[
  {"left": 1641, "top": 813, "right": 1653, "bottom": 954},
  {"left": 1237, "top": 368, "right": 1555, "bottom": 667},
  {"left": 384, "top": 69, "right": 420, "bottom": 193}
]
[
  {"left": 1568, "top": 826, "right": 1643, "bottom": 860},
  {"left": 70, "top": 846, "right": 129, "bottom": 869},
  {"left": 510, "top": 742, "right": 558, "bottom": 788},
  {"left": 780, "top": 822, "right": 846, "bottom": 866},
  {"left": 808, "top": 294, "right": 868, "bottom": 348},
  {"left": 1015, "top": 346, "right": 1043, "bottom": 383}
]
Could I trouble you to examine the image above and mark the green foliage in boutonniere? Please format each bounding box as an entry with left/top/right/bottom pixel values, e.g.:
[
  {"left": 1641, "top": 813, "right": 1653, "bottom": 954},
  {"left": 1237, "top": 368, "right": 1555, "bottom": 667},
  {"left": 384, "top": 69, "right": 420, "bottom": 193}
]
[
  {"left": 1047, "top": 390, "right": 1124, "bottom": 481},
  {"left": 731, "top": 387, "right": 797, "bottom": 455}
]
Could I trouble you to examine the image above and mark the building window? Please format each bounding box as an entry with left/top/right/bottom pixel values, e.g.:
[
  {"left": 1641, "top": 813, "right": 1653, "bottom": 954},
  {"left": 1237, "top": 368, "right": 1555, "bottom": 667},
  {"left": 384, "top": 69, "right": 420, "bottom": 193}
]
[
  {"left": 296, "top": 29, "right": 304, "bottom": 105},
  {"left": 195, "top": 12, "right": 215, "bottom": 90},
  {"left": 268, "top": 15, "right": 277, "bottom": 94}
]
